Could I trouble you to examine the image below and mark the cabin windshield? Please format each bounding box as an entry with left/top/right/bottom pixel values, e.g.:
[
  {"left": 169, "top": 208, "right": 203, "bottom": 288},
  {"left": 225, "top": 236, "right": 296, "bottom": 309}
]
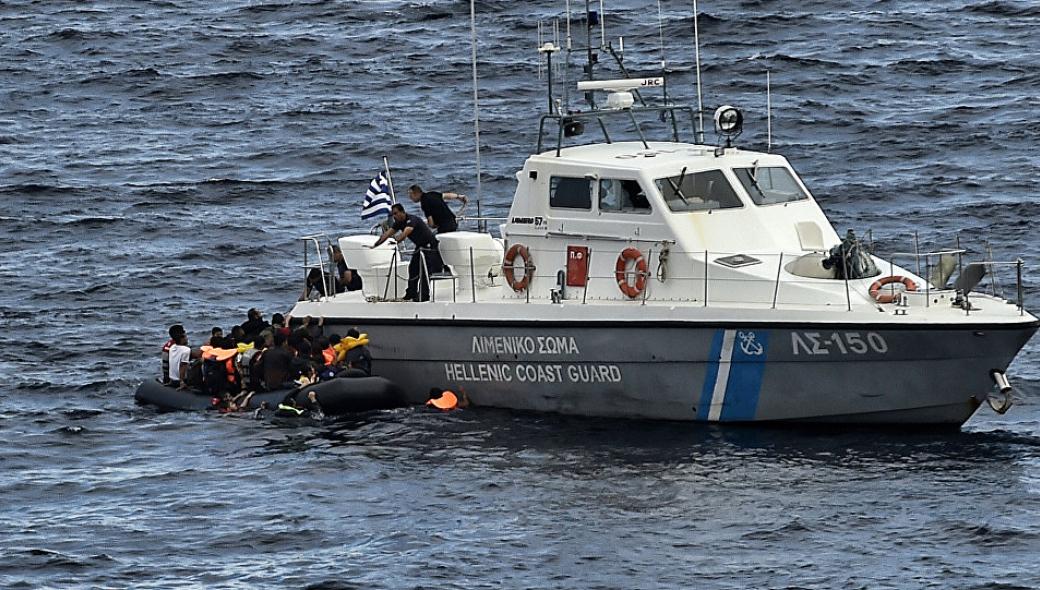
[
  {"left": 655, "top": 169, "right": 743, "bottom": 212},
  {"left": 733, "top": 166, "right": 809, "bottom": 205}
]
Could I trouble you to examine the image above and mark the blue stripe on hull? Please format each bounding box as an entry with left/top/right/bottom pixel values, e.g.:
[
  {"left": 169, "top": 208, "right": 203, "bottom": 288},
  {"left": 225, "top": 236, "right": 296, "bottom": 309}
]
[
  {"left": 720, "top": 330, "right": 770, "bottom": 421},
  {"left": 696, "top": 329, "right": 770, "bottom": 422}
]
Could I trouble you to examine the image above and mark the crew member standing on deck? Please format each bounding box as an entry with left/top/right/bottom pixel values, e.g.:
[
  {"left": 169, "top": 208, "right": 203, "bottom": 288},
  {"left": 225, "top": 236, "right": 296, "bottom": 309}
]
[
  {"left": 408, "top": 184, "right": 466, "bottom": 234},
  {"left": 371, "top": 203, "right": 444, "bottom": 301}
]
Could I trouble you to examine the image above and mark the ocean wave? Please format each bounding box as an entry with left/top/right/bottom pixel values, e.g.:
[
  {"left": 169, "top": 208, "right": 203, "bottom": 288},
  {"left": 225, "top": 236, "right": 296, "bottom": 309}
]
[{"left": 963, "top": 1, "right": 1040, "bottom": 18}]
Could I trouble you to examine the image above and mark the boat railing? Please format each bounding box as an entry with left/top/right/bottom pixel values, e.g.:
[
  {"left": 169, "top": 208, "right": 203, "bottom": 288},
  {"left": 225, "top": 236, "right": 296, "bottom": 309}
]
[
  {"left": 300, "top": 234, "right": 337, "bottom": 302},
  {"left": 351, "top": 244, "right": 1026, "bottom": 315},
  {"left": 549, "top": 248, "right": 867, "bottom": 311},
  {"left": 889, "top": 248, "right": 1027, "bottom": 315},
  {"left": 536, "top": 105, "right": 700, "bottom": 156}
]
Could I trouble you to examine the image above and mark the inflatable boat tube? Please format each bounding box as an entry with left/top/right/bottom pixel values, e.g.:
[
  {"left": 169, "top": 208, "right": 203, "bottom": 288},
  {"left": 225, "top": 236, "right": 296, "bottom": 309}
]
[
  {"left": 134, "top": 380, "right": 289, "bottom": 412},
  {"left": 134, "top": 376, "right": 406, "bottom": 414},
  {"left": 290, "top": 376, "right": 406, "bottom": 414}
]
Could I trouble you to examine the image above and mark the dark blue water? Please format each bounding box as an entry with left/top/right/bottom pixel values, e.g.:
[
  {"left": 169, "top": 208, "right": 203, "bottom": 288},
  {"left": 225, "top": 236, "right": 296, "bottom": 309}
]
[{"left": 2, "top": 1, "right": 1039, "bottom": 587}]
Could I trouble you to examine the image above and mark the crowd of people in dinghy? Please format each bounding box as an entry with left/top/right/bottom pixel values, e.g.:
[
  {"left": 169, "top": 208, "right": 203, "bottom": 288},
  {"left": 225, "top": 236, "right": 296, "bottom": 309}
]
[
  {"left": 158, "top": 308, "right": 467, "bottom": 413},
  {"left": 160, "top": 309, "right": 373, "bottom": 412}
]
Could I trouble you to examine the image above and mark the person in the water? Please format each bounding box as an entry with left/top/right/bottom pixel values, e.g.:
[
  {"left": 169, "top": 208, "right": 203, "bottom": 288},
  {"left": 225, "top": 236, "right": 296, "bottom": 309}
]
[{"left": 426, "top": 388, "right": 470, "bottom": 411}]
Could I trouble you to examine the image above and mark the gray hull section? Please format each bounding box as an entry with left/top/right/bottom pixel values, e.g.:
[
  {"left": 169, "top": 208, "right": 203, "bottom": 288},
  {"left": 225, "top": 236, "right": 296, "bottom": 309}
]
[{"left": 327, "top": 319, "right": 1038, "bottom": 426}]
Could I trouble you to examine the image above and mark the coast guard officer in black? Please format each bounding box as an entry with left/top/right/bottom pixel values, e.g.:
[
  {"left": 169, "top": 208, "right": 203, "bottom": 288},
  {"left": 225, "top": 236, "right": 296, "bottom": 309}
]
[
  {"left": 371, "top": 203, "right": 444, "bottom": 301},
  {"left": 408, "top": 184, "right": 466, "bottom": 234}
]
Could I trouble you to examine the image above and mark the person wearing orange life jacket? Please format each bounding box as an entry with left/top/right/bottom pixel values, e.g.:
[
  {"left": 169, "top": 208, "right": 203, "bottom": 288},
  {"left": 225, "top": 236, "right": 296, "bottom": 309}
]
[
  {"left": 426, "top": 388, "right": 470, "bottom": 411},
  {"left": 200, "top": 337, "right": 240, "bottom": 398},
  {"left": 324, "top": 334, "right": 340, "bottom": 366},
  {"left": 208, "top": 326, "right": 224, "bottom": 347}
]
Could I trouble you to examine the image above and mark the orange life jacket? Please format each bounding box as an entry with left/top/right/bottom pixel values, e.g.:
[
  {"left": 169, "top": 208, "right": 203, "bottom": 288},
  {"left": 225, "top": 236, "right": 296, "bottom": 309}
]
[{"left": 426, "top": 391, "right": 458, "bottom": 411}]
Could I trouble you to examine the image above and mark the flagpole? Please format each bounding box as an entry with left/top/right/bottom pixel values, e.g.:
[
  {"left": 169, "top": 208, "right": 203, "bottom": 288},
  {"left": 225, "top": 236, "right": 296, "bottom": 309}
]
[{"left": 382, "top": 155, "right": 397, "bottom": 204}]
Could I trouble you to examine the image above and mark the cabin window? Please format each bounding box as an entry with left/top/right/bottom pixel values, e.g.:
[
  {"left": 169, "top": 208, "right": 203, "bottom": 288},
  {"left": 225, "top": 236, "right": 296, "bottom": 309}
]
[
  {"left": 655, "top": 169, "right": 742, "bottom": 212},
  {"left": 598, "top": 179, "right": 651, "bottom": 213},
  {"left": 734, "top": 166, "right": 809, "bottom": 205},
  {"left": 549, "top": 176, "right": 592, "bottom": 210}
]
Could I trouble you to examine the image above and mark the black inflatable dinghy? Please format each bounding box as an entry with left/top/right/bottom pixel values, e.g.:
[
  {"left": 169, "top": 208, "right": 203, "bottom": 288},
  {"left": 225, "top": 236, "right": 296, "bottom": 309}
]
[
  {"left": 134, "top": 381, "right": 286, "bottom": 412},
  {"left": 293, "top": 377, "right": 407, "bottom": 414},
  {"left": 134, "top": 376, "right": 406, "bottom": 414}
]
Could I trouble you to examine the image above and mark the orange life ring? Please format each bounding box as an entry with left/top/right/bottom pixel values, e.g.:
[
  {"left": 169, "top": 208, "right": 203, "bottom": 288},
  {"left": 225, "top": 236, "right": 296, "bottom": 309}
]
[
  {"left": 503, "top": 244, "right": 534, "bottom": 292},
  {"left": 869, "top": 275, "right": 918, "bottom": 304},
  {"left": 615, "top": 247, "right": 648, "bottom": 298}
]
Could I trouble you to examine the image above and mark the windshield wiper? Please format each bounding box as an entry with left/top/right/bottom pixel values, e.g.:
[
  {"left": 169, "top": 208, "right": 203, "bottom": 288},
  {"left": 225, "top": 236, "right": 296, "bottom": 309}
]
[
  {"left": 746, "top": 161, "right": 765, "bottom": 197},
  {"left": 666, "top": 166, "right": 690, "bottom": 205}
]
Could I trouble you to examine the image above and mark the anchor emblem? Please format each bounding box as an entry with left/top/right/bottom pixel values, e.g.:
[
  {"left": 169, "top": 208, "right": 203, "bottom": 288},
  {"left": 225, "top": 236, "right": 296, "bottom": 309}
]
[{"left": 737, "top": 331, "right": 764, "bottom": 356}]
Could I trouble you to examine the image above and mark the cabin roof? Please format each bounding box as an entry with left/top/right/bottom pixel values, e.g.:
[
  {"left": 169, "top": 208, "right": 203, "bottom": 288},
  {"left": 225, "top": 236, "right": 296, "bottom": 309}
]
[{"left": 530, "top": 141, "right": 785, "bottom": 175}]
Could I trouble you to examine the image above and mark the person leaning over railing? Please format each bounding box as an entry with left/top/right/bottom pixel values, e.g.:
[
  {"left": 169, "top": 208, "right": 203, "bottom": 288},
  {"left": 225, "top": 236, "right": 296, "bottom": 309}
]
[
  {"left": 408, "top": 184, "right": 466, "bottom": 235},
  {"left": 370, "top": 203, "right": 444, "bottom": 302}
]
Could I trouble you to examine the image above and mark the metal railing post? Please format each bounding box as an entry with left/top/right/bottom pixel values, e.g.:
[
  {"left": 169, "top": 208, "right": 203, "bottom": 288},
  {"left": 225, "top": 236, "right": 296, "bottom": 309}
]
[
  {"left": 382, "top": 248, "right": 396, "bottom": 301},
  {"left": 526, "top": 254, "right": 531, "bottom": 304},
  {"left": 888, "top": 258, "right": 895, "bottom": 302},
  {"left": 641, "top": 248, "right": 653, "bottom": 305},
  {"left": 956, "top": 236, "right": 968, "bottom": 315},
  {"left": 844, "top": 251, "right": 852, "bottom": 311},
  {"left": 771, "top": 252, "right": 783, "bottom": 309},
  {"left": 582, "top": 249, "right": 592, "bottom": 305},
  {"left": 1017, "top": 259, "right": 1024, "bottom": 315},
  {"left": 421, "top": 249, "right": 432, "bottom": 303},
  {"left": 924, "top": 255, "right": 930, "bottom": 308},
  {"left": 470, "top": 247, "right": 476, "bottom": 303},
  {"left": 703, "top": 250, "right": 709, "bottom": 307},
  {"left": 913, "top": 231, "right": 921, "bottom": 280}
]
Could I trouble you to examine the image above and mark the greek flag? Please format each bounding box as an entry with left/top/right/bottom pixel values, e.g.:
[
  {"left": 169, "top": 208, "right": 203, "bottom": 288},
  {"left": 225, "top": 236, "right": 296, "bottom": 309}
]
[{"left": 361, "top": 172, "right": 393, "bottom": 220}]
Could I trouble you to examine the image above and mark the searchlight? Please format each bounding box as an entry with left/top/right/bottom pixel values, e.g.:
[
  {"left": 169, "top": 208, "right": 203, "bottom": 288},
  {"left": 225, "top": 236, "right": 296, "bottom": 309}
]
[{"left": 713, "top": 105, "right": 743, "bottom": 148}]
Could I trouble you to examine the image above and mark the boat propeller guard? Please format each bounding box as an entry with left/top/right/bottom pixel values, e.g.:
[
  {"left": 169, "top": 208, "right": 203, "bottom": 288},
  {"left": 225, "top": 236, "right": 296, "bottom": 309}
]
[
  {"left": 869, "top": 275, "right": 918, "bottom": 304},
  {"left": 615, "top": 247, "right": 648, "bottom": 299},
  {"left": 503, "top": 243, "right": 534, "bottom": 292}
]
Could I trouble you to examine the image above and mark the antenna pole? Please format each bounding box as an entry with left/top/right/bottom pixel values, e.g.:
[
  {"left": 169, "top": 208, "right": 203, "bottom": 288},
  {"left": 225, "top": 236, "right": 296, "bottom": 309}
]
[
  {"left": 766, "top": 70, "right": 772, "bottom": 152},
  {"left": 564, "top": 0, "right": 572, "bottom": 110},
  {"left": 468, "top": 0, "right": 485, "bottom": 232},
  {"left": 584, "top": 0, "right": 596, "bottom": 108},
  {"left": 657, "top": 0, "right": 666, "bottom": 71},
  {"left": 693, "top": 0, "right": 705, "bottom": 143},
  {"left": 599, "top": 0, "right": 606, "bottom": 47},
  {"left": 543, "top": 47, "right": 558, "bottom": 114}
]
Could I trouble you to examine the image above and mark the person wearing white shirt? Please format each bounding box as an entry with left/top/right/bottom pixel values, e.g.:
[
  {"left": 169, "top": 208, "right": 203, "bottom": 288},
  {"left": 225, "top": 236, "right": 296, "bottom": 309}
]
[{"left": 167, "top": 332, "right": 191, "bottom": 389}]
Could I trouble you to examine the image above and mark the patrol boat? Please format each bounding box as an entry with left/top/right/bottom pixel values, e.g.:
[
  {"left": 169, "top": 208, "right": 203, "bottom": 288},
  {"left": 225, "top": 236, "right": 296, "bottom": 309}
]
[{"left": 289, "top": 49, "right": 1036, "bottom": 428}]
